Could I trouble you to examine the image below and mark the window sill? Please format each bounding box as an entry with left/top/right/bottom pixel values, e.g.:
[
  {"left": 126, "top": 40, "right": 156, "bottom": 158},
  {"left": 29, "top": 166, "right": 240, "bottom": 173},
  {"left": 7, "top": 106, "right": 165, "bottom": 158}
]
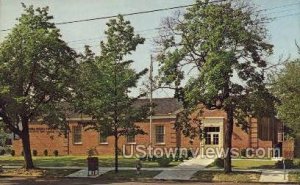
[
  {"left": 99, "top": 142, "right": 108, "bottom": 145},
  {"left": 155, "top": 143, "right": 166, "bottom": 146},
  {"left": 126, "top": 142, "right": 136, "bottom": 145},
  {"left": 73, "top": 142, "right": 83, "bottom": 145}
]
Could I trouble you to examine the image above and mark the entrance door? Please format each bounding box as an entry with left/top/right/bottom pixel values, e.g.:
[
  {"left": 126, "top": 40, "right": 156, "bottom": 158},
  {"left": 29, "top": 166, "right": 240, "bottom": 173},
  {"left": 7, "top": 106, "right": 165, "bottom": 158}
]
[{"left": 203, "top": 127, "right": 221, "bottom": 155}]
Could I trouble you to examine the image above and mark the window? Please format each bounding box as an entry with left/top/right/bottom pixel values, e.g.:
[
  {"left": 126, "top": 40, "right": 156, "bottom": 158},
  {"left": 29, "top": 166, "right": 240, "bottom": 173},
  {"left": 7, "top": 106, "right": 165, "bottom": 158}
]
[
  {"left": 213, "top": 134, "right": 219, "bottom": 145},
  {"left": 204, "top": 127, "right": 220, "bottom": 145},
  {"left": 205, "top": 134, "right": 211, "bottom": 145},
  {"left": 127, "top": 135, "right": 135, "bottom": 143},
  {"left": 73, "top": 125, "right": 82, "bottom": 144},
  {"left": 204, "top": 127, "right": 220, "bottom": 132},
  {"left": 155, "top": 125, "right": 164, "bottom": 143},
  {"left": 99, "top": 133, "right": 108, "bottom": 144}
]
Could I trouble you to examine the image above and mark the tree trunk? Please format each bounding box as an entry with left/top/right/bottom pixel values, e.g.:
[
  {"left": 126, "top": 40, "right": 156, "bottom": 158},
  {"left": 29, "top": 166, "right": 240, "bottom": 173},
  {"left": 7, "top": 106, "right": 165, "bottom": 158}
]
[
  {"left": 224, "top": 106, "right": 234, "bottom": 173},
  {"left": 21, "top": 118, "right": 34, "bottom": 169},
  {"left": 114, "top": 134, "right": 119, "bottom": 173}
]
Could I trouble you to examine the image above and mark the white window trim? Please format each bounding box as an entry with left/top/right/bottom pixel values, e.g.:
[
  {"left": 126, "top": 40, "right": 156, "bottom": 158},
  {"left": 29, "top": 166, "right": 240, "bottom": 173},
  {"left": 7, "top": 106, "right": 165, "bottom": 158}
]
[
  {"left": 99, "top": 133, "right": 108, "bottom": 145},
  {"left": 73, "top": 126, "right": 82, "bottom": 145},
  {"left": 155, "top": 125, "right": 165, "bottom": 144},
  {"left": 126, "top": 135, "right": 136, "bottom": 144}
]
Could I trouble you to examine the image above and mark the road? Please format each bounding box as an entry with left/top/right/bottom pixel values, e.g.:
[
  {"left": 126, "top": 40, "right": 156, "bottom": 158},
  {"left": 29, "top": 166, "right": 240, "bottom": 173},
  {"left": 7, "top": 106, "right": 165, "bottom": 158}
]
[{"left": 0, "top": 177, "right": 291, "bottom": 185}]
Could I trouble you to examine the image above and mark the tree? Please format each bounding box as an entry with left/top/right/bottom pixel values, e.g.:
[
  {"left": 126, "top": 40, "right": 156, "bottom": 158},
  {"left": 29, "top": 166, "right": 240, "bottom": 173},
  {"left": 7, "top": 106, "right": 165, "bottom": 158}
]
[
  {"left": 0, "top": 5, "right": 77, "bottom": 169},
  {"left": 75, "top": 15, "right": 149, "bottom": 173},
  {"left": 0, "top": 122, "right": 9, "bottom": 148},
  {"left": 270, "top": 58, "right": 300, "bottom": 136},
  {"left": 156, "top": 0, "right": 275, "bottom": 173}
]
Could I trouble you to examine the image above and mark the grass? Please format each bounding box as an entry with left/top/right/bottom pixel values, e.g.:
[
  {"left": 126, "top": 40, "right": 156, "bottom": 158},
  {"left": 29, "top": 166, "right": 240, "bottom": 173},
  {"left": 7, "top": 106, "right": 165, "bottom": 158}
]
[
  {"left": 207, "top": 159, "right": 277, "bottom": 169},
  {"left": 0, "top": 156, "right": 181, "bottom": 168},
  {"left": 232, "top": 159, "right": 276, "bottom": 169},
  {"left": 0, "top": 168, "right": 77, "bottom": 177},
  {"left": 97, "top": 170, "right": 161, "bottom": 181},
  {"left": 192, "top": 171, "right": 261, "bottom": 183},
  {"left": 289, "top": 171, "right": 300, "bottom": 183}
]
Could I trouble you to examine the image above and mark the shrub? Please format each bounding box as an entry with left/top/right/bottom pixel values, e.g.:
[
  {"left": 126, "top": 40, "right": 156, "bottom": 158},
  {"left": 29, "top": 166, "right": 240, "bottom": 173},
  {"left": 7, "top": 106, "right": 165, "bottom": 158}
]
[
  {"left": 241, "top": 149, "right": 247, "bottom": 157},
  {"left": 247, "top": 149, "right": 253, "bottom": 156},
  {"left": 6, "top": 148, "right": 11, "bottom": 155},
  {"left": 43, "top": 149, "right": 48, "bottom": 156},
  {"left": 187, "top": 149, "right": 193, "bottom": 158},
  {"left": 87, "top": 147, "right": 97, "bottom": 157},
  {"left": 53, "top": 150, "right": 59, "bottom": 157},
  {"left": 157, "top": 156, "right": 172, "bottom": 167},
  {"left": 11, "top": 150, "right": 15, "bottom": 157},
  {"left": 139, "top": 155, "right": 147, "bottom": 161},
  {"left": 0, "top": 149, "right": 5, "bottom": 155},
  {"left": 152, "top": 155, "right": 157, "bottom": 161},
  {"left": 32, "top": 150, "right": 38, "bottom": 156},
  {"left": 212, "top": 158, "right": 224, "bottom": 168},
  {"left": 275, "top": 159, "right": 294, "bottom": 169},
  {"left": 179, "top": 157, "right": 184, "bottom": 162},
  {"left": 293, "top": 159, "right": 300, "bottom": 168}
]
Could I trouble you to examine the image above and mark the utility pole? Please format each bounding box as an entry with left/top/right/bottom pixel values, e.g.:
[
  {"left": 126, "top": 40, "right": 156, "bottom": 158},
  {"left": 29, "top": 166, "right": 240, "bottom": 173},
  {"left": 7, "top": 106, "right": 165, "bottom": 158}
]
[{"left": 149, "top": 55, "right": 153, "bottom": 146}]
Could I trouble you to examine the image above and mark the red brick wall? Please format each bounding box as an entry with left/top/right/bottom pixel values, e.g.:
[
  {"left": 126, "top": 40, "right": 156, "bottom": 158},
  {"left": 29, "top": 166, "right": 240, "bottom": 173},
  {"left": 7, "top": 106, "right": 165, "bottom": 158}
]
[
  {"left": 12, "top": 119, "right": 179, "bottom": 156},
  {"left": 12, "top": 111, "right": 278, "bottom": 156}
]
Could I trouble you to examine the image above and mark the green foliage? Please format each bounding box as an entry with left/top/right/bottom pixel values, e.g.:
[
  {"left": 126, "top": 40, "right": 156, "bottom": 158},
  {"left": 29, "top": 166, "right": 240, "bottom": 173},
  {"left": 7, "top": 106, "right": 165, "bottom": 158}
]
[
  {"left": 53, "top": 150, "right": 59, "bottom": 157},
  {"left": 75, "top": 15, "right": 149, "bottom": 138},
  {"left": 74, "top": 15, "right": 149, "bottom": 172},
  {"left": 10, "top": 150, "right": 15, "bottom": 157},
  {"left": 294, "top": 159, "right": 300, "bottom": 168},
  {"left": 156, "top": 0, "right": 275, "bottom": 172},
  {"left": 0, "top": 4, "right": 78, "bottom": 168},
  {"left": 275, "top": 159, "right": 294, "bottom": 169},
  {"left": 43, "top": 149, "right": 48, "bottom": 156},
  {"left": 32, "top": 150, "right": 38, "bottom": 156},
  {"left": 212, "top": 158, "right": 224, "bottom": 168},
  {"left": 0, "top": 149, "right": 5, "bottom": 155},
  {"left": 240, "top": 149, "right": 247, "bottom": 157},
  {"left": 0, "top": 122, "right": 9, "bottom": 148},
  {"left": 157, "top": 156, "right": 172, "bottom": 167},
  {"left": 270, "top": 59, "right": 300, "bottom": 136}
]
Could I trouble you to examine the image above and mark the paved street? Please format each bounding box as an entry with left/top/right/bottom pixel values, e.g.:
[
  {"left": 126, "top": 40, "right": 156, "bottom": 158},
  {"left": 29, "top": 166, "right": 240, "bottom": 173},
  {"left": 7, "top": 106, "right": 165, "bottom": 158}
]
[{"left": 0, "top": 177, "right": 290, "bottom": 185}]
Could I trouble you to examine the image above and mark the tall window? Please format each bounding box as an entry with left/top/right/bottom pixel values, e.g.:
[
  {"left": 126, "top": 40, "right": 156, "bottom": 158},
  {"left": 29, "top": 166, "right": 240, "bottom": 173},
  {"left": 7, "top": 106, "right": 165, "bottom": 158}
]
[
  {"left": 99, "top": 133, "right": 108, "bottom": 144},
  {"left": 127, "top": 135, "right": 135, "bottom": 143},
  {"left": 213, "top": 134, "right": 219, "bottom": 145},
  {"left": 205, "top": 133, "right": 212, "bottom": 145},
  {"left": 155, "top": 125, "right": 165, "bottom": 143},
  {"left": 73, "top": 125, "right": 82, "bottom": 144}
]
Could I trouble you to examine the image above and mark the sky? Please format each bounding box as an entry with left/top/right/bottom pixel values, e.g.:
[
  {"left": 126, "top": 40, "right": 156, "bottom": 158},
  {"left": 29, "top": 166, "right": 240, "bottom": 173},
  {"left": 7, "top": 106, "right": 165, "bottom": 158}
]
[{"left": 0, "top": 0, "right": 299, "bottom": 98}]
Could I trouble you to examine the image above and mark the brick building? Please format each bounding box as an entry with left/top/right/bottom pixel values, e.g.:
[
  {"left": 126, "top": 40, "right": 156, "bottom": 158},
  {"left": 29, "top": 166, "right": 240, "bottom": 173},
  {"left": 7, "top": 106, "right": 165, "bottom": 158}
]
[{"left": 12, "top": 98, "right": 283, "bottom": 156}]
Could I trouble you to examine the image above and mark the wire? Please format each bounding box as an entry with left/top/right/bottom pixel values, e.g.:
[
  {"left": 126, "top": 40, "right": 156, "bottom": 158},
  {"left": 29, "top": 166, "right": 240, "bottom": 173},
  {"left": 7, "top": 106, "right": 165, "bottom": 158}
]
[
  {"left": 273, "top": 12, "right": 300, "bottom": 19},
  {"left": 265, "top": 2, "right": 300, "bottom": 11},
  {"left": 1, "top": 0, "right": 225, "bottom": 32}
]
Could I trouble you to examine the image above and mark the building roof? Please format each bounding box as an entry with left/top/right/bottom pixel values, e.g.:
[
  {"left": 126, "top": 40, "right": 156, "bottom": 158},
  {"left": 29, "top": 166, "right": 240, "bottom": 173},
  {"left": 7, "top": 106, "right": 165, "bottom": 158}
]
[
  {"left": 61, "top": 98, "right": 182, "bottom": 120},
  {"left": 134, "top": 98, "right": 182, "bottom": 115}
]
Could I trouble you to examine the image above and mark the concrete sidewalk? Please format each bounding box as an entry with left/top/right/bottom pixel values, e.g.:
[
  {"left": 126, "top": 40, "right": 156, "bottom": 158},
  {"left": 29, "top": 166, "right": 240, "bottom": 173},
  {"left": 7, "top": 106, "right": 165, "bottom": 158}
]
[
  {"left": 259, "top": 169, "right": 289, "bottom": 183},
  {"left": 153, "top": 156, "right": 214, "bottom": 180}
]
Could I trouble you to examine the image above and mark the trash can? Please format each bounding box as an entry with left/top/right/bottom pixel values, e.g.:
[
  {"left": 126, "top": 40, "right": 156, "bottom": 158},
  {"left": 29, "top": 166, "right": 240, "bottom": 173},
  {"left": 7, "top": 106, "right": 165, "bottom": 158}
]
[{"left": 87, "top": 157, "right": 99, "bottom": 176}]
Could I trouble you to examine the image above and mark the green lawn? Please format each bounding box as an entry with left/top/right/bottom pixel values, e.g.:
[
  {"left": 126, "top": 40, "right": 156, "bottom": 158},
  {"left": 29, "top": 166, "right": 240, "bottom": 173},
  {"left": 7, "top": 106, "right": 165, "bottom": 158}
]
[
  {"left": 0, "top": 168, "right": 77, "bottom": 177},
  {"left": 232, "top": 159, "right": 276, "bottom": 169},
  {"left": 0, "top": 156, "right": 181, "bottom": 168},
  {"left": 206, "top": 159, "right": 277, "bottom": 169},
  {"left": 97, "top": 170, "right": 161, "bottom": 181},
  {"left": 192, "top": 171, "right": 261, "bottom": 183},
  {"left": 289, "top": 171, "right": 300, "bottom": 183}
]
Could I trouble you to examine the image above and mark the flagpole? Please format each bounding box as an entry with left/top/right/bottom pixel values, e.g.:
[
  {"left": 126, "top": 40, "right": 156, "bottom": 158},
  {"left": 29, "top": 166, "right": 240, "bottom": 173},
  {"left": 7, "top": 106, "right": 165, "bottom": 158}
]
[{"left": 149, "top": 55, "right": 153, "bottom": 146}]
